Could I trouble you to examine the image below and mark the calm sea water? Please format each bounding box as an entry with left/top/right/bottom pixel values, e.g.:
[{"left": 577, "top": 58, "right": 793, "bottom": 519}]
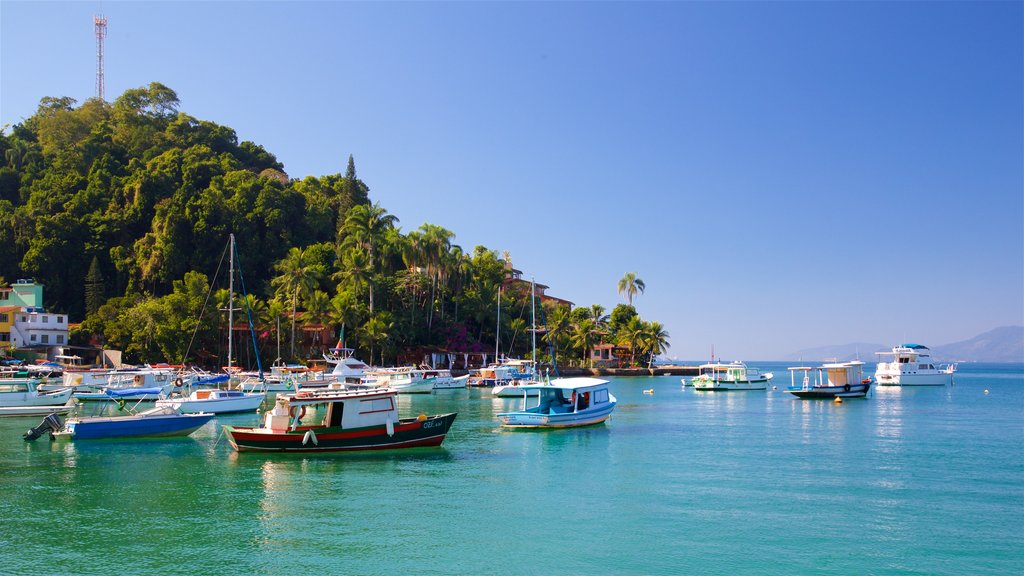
[{"left": 1, "top": 362, "right": 1021, "bottom": 575}]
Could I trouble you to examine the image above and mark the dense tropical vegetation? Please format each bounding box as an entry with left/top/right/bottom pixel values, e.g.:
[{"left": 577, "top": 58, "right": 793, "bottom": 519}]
[{"left": 0, "top": 83, "right": 669, "bottom": 369}]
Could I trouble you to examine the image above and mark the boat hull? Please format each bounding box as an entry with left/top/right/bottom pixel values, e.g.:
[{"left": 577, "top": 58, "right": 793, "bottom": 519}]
[
  {"left": 498, "top": 402, "right": 615, "bottom": 428},
  {"left": 0, "top": 387, "right": 73, "bottom": 407},
  {"left": 787, "top": 382, "right": 871, "bottom": 399},
  {"left": 693, "top": 378, "right": 770, "bottom": 391},
  {"left": 156, "top": 393, "right": 265, "bottom": 414},
  {"left": 224, "top": 413, "right": 457, "bottom": 452},
  {"left": 0, "top": 404, "right": 75, "bottom": 418},
  {"left": 874, "top": 372, "right": 952, "bottom": 386},
  {"left": 57, "top": 412, "right": 215, "bottom": 440}
]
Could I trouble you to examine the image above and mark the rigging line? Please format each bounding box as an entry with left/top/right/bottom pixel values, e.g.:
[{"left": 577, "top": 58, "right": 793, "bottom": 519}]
[
  {"left": 181, "top": 238, "right": 230, "bottom": 364},
  {"left": 233, "top": 240, "right": 264, "bottom": 380},
  {"left": 504, "top": 296, "right": 530, "bottom": 357}
]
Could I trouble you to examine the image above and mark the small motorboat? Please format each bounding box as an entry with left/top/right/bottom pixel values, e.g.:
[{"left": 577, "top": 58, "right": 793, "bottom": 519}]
[
  {"left": 0, "top": 380, "right": 74, "bottom": 417},
  {"left": 690, "top": 361, "right": 772, "bottom": 391},
  {"left": 786, "top": 361, "right": 872, "bottom": 399},
  {"left": 223, "top": 387, "right": 457, "bottom": 453},
  {"left": 23, "top": 405, "right": 214, "bottom": 441},
  {"left": 155, "top": 388, "right": 265, "bottom": 414},
  {"left": 496, "top": 377, "right": 616, "bottom": 429}
]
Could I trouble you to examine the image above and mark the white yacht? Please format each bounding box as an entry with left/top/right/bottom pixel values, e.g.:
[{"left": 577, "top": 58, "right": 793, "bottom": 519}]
[
  {"left": 690, "top": 361, "right": 773, "bottom": 391},
  {"left": 874, "top": 344, "right": 955, "bottom": 386}
]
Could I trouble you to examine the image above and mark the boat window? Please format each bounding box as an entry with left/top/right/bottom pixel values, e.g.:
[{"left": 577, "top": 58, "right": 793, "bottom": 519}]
[
  {"left": 578, "top": 391, "right": 590, "bottom": 410},
  {"left": 594, "top": 389, "right": 609, "bottom": 404},
  {"left": 359, "top": 397, "right": 394, "bottom": 414}
]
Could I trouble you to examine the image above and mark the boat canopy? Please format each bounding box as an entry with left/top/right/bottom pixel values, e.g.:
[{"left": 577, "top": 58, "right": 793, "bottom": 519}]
[
  {"left": 514, "top": 377, "right": 609, "bottom": 391},
  {"left": 899, "top": 344, "right": 929, "bottom": 349}
]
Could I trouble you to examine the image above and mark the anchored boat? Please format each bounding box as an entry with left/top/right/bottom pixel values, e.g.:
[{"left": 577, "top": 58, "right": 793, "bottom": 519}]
[
  {"left": 690, "top": 361, "right": 773, "bottom": 391},
  {"left": 874, "top": 344, "right": 955, "bottom": 386},
  {"left": 786, "top": 361, "right": 872, "bottom": 399},
  {"left": 223, "top": 387, "right": 457, "bottom": 452},
  {"left": 496, "top": 377, "right": 616, "bottom": 429}
]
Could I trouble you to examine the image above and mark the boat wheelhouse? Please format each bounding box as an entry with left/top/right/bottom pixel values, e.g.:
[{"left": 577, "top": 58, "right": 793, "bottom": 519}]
[
  {"left": 496, "top": 377, "right": 616, "bottom": 429},
  {"left": 690, "top": 362, "right": 773, "bottom": 391},
  {"left": 223, "top": 388, "right": 457, "bottom": 453},
  {"left": 786, "top": 361, "right": 872, "bottom": 399},
  {"left": 874, "top": 344, "right": 955, "bottom": 386}
]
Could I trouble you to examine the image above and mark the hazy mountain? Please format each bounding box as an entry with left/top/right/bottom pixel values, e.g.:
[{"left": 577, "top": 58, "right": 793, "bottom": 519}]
[
  {"left": 781, "top": 343, "right": 886, "bottom": 363},
  {"left": 931, "top": 326, "right": 1024, "bottom": 363},
  {"left": 784, "top": 326, "right": 1024, "bottom": 363}
]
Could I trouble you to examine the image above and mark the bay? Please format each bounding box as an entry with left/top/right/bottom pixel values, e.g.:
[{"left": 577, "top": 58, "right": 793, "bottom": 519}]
[{"left": 1, "top": 362, "right": 1021, "bottom": 575}]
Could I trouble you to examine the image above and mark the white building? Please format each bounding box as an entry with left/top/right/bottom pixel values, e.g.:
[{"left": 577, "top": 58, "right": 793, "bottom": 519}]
[{"left": 10, "top": 307, "right": 69, "bottom": 350}]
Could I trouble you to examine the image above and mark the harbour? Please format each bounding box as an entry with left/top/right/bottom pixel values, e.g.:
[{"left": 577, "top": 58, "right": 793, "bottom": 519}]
[{"left": 2, "top": 362, "right": 1020, "bottom": 575}]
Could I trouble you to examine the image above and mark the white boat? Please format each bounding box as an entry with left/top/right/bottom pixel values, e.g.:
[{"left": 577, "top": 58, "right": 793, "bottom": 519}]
[
  {"left": 434, "top": 373, "right": 470, "bottom": 390},
  {"left": 874, "top": 344, "right": 955, "bottom": 386},
  {"left": 496, "top": 377, "right": 616, "bottom": 428},
  {"left": 74, "top": 369, "right": 176, "bottom": 401},
  {"left": 323, "top": 346, "right": 370, "bottom": 387},
  {"left": 0, "top": 380, "right": 75, "bottom": 417},
  {"left": 690, "top": 361, "right": 772, "bottom": 391},
  {"left": 786, "top": 361, "right": 872, "bottom": 399},
  {"left": 491, "top": 280, "right": 541, "bottom": 398},
  {"left": 364, "top": 368, "right": 436, "bottom": 394},
  {"left": 155, "top": 388, "right": 265, "bottom": 414}
]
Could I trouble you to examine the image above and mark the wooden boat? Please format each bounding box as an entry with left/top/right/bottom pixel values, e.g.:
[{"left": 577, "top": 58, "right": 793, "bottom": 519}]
[
  {"left": 786, "top": 361, "right": 872, "bottom": 399},
  {"left": 223, "top": 388, "right": 457, "bottom": 453},
  {"left": 496, "top": 377, "right": 616, "bottom": 429}
]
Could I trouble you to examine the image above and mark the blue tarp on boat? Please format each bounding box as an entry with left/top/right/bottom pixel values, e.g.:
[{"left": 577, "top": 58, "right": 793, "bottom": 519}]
[{"left": 104, "top": 387, "right": 165, "bottom": 398}]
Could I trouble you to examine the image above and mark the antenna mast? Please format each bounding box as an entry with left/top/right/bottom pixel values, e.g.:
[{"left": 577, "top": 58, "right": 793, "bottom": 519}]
[{"left": 94, "top": 15, "right": 108, "bottom": 100}]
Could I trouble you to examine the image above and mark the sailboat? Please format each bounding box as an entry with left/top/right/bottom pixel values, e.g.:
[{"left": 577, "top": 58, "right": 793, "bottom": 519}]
[
  {"left": 492, "top": 279, "right": 540, "bottom": 397},
  {"left": 156, "top": 234, "right": 267, "bottom": 414}
]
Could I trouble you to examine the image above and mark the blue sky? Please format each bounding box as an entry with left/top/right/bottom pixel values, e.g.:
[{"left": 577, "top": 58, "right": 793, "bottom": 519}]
[{"left": 2, "top": 1, "right": 1022, "bottom": 359}]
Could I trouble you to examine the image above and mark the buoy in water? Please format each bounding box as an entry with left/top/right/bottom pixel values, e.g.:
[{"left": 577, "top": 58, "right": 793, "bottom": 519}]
[
  {"left": 834, "top": 397, "right": 843, "bottom": 404},
  {"left": 643, "top": 389, "right": 654, "bottom": 395},
  {"left": 772, "top": 386, "right": 777, "bottom": 390},
  {"left": 984, "top": 389, "right": 989, "bottom": 395}
]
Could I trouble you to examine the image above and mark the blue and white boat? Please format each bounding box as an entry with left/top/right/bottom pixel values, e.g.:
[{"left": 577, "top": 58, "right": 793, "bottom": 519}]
[
  {"left": 45, "top": 405, "right": 215, "bottom": 441},
  {"left": 496, "top": 377, "right": 616, "bottom": 428},
  {"left": 786, "top": 361, "right": 872, "bottom": 399}
]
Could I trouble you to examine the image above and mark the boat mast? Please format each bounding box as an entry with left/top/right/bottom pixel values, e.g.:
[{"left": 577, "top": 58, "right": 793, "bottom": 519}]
[
  {"left": 531, "top": 278, "right": 536, "bottom": 368},
  {"left": 495, "top": 286, "right": 501, "bottom": 362},
  {"left": 227, "top": 233, "right": 235, "bottom": 372}
]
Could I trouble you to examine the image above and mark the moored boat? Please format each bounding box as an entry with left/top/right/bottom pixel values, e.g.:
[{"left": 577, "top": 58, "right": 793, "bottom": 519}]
[
  {"left": 223, "top": 388, "right": 457, "bottom": 452},
  {"left": 155, "top": 388, "right": 265, "bottom": 414},
  {"left": 690, "top": 361, "right": 772, "bottom": 391},
  {"left": 0, "top": 380, "right": 74, "bottom": 417},
  {"left": 496, "top": 377, "right": 616, "bottom": 428},
  {"left": 786, "top": 361, "right": 872, "bottom": 399},
  {"left": 874, "top": 344, "right": 955, "bottom": 386},
  {"left": 24, "top": 406, "right": 214, "bottom": 441}
]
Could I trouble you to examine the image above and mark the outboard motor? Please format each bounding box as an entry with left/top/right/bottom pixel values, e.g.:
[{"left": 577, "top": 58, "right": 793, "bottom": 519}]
[{"left": 23, "top": 413, "right": 64, "bottom": 442}]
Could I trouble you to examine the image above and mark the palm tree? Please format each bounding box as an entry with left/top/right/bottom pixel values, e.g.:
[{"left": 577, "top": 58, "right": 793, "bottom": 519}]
[
  {"left": 271, "top": 247, "right": 325, "bottom": 359},
  {"left": 334, "top": 247, "right": 372, "bottom": 311},
  {"left": 301, "top": 289, "right": 331, "bottom": 354},
  {"left": 362, "top": 312, "right": 394, "bottom": 366},
  {"left": 641, "top": 321, "right": 671, "bottom": 369},
  {"left": 571, "top": 318, "right": 600, "bottom": 366},
  {"left": 588, "top": 304, "right": 609, "bottom": 329},
  {"left": 617, "top": 272, "right": 646, "bottom": 306},
  {"left": 619, "top": 316, "right": 646, "bottom": 367},
  {"left": 340, "top": 202, "right": 398, "bottom": 313}
]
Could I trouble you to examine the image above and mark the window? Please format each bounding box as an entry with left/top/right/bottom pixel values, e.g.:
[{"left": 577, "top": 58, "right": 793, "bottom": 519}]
[
  {"left": 57, "top": 316, "right": 64, "bottom": 324},
  {"left": 21, "top": 316, "right": 27, "bottom": 323},
  {"left": 359, "top": 397, "right": 394, "bottom": 414},
  {"left": 594, "top": 389, "right": 609, "bottom": 404},
  {"left": 0, "top": 313, "right": 6, "bottom": 322},
  {"left": 0, "top": 334, "right": 9, "bottom": 342},
  {"left": 30, "top": 334, "right": 36, "bottom": 342},
  {"left": 42, "top": 316, "right": 48, "bottom": 323},
  {"left": 41, "top": 334, "right": 48, "bottom": 344},
  {"left": 57, "top": 335, "right": 64, "bottom": 344}
]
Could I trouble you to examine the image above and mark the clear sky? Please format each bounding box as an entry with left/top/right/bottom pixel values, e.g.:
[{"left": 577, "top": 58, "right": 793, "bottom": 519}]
[{"left": 2, "top": 1, "right": 1022, "bottom": 359}]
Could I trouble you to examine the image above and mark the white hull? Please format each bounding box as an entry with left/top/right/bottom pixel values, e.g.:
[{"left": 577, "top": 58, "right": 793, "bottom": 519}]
[
  {"left": 0, "top": 387, "right": 74, "bottom": 408},
  {"left": 389, "top": 379, "right": 435, "bottom": 394},
  {"left": 874, "top": 371, "right": 952, "bottom": 386},
  {"left": 434, "top": 375, "right": 469, "bottom": 390},
  {"left": 0, "top": 404, "right": 75, "bottom": 417},
  {"left": 693, "top": 378, "right": 770, "bottom": 391},
  {"left": 157, "top": 394, "right": 264, "bottom": 414}
]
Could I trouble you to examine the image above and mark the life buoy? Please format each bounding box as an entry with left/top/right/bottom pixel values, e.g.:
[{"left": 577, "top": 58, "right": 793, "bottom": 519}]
[
  {"left": 843, "top": 384, "right": 851, "bottom": 392},
  {"left": 861, "top": 379, "right": 871, "bottom": 385},
  {"left": 174, "top": 377, "right": 184, "bottom": 388}
]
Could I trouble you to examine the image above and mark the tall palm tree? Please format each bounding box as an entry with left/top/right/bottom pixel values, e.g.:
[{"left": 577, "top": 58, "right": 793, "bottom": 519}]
[
  {"left": 301, "top": 289, "right": 331, "bottom": 354},
  {"left": 334, "top": 247, "right": 372, "bottom": 312},
  {"left": 362, "top": 312, "right": 394, "bottom": 366},
  {"left": 588, "top": 304, "right": 609, "bottom": 329},
  {"left": 340, "top": 202, "right": 398, "bottom": 313},
  {"left": 271, "top": 246, "right": 325, "bottom": 359},
  {"left": 617, "top": 272, "right": 646, "bottom": 306},
  {"left": 619, "top": 316, "right": 646, "bottom": 367},
  {"left": 571, "top": 318, "right": 600, "bottom": 366},
  {"left": 641, "top": 321, "right": 671, "bottom": 369}
]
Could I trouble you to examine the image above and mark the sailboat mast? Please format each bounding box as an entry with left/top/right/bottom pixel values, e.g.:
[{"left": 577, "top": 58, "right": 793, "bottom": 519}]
[
  {"left": 495, "top": 286, "right": 501, "bottom": 361},
  {"left": 227, "top": 233, "right": 235, "bottom": 372},
  {"left": 531, "top": 278, "right": 536, "bottom": 367}
]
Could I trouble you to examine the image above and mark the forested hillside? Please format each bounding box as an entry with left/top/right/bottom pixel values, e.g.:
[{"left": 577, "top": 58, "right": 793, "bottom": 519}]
[{"left": 0, "top": 83, "right": 668, "bottom": 368}]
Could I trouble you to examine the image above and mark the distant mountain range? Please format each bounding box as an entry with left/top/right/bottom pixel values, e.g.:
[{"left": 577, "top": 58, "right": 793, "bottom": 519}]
[{"left": 784, "top": 326, "right": 1024, "bottom": 363}]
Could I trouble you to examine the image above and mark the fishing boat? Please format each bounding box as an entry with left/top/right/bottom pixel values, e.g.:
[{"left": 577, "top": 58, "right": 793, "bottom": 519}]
[
  {"left": 874, "top": 344, "right": 956, "bottom": 386},
  {"left": 223, "top": 387, "right": 457, "bottom": 453},
  {"left": 786, "top": 361, "right": 872, "bottom": 399},
  {"left": 0, "top": 380, "right": 75, "bottom": 417},
  {"left": 690, "top": 361, "right": 773, "bottom": 391},
  {"left": 24, "top": 404, "right": 215, "bottom": 442},
  {"left": 496, "top": 377, "right": 616, "bottom": 429}
]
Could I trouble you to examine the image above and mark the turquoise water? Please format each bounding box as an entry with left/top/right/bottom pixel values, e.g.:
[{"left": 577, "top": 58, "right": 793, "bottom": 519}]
[{"left": 1, "top": 363, "right": 1021, "bottom": 575}]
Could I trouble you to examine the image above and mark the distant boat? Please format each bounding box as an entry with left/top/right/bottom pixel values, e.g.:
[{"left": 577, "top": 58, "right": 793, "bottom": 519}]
[
  {"left": 24, "top": 406, "right": 214, "bottom": 442},
  {"left": 690, "top": 362, "right": 773, "bottom": 391},
  {"left": 874, "top": 344, "right": 955, "bottom": 386},
  {"left": 496, "top": 377, "right": 616, "bottom": 429},
  {"left": 223, "top": 388, "right": 457, "bottom": 453},
  {"left": 322, "top": 346, "right": 370, "bottom": 387},
  {"left": 786, "top": 361, "right": 872, "bottom": 399}
]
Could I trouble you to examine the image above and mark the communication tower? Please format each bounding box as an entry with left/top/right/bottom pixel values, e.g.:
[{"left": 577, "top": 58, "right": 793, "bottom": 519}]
[{"left": 94, "top": 15, "right": 108, "bottom": 100}]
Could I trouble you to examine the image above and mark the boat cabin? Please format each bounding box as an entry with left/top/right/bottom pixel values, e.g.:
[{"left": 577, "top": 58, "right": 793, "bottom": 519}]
[
  {"left": 262, "top": 388, "right": 400, "bottom": 433},
  {"left": 697, "top": 362, "right": 762, "bottom": 382},
  {"left": 788, "top": 361, "right": 865, "bottom": 388},
  {"left": 510, "top": 378, "right": 613, "bottom": 414}
]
